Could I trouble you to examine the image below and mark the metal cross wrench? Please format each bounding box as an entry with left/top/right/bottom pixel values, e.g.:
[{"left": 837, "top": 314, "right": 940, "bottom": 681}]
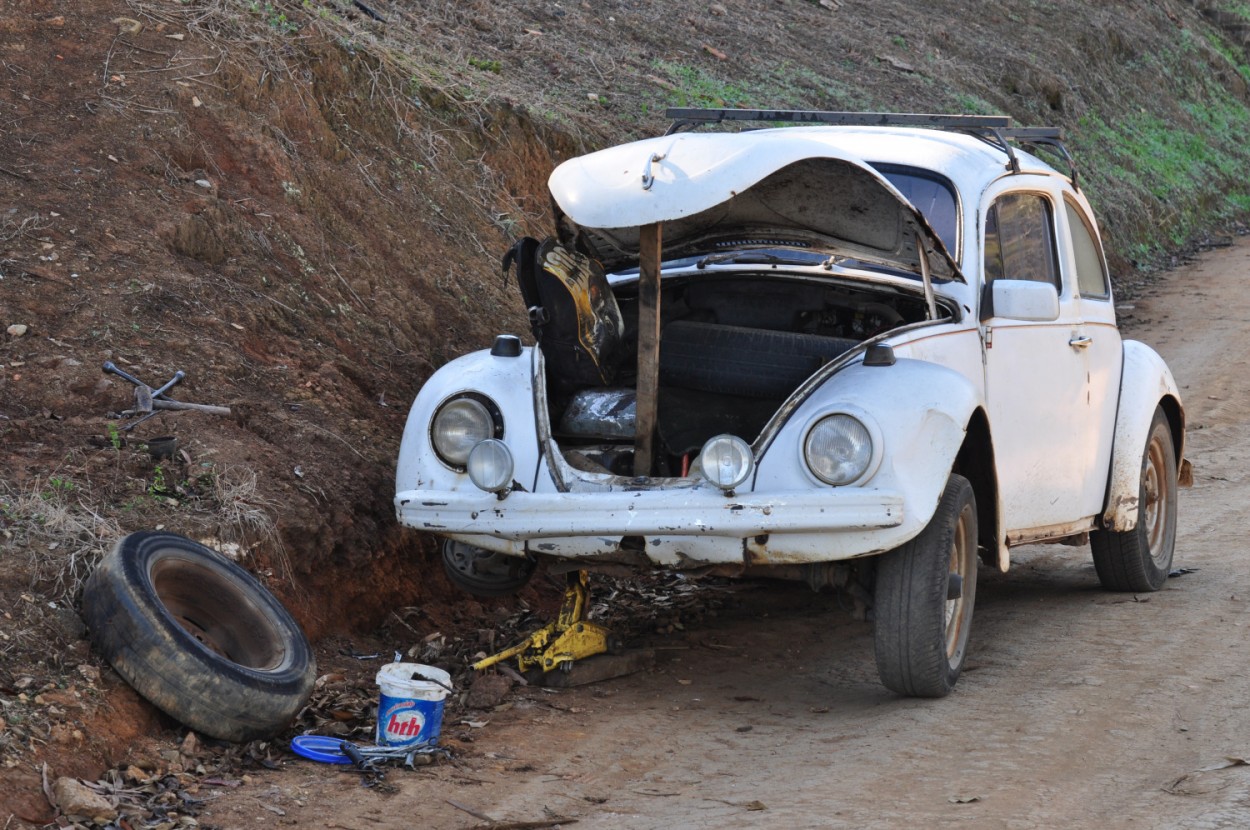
[
  {"left": 102, "top": 361, "right": 185, "bottom": 400},
  {"left": 102, "top": 362, "right": 229, "bottom": 430}
]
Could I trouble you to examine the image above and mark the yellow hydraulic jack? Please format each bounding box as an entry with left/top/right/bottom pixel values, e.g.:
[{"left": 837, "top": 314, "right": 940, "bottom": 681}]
[{"left": 473, "top": 570, "right": 618, "bottom": 675}]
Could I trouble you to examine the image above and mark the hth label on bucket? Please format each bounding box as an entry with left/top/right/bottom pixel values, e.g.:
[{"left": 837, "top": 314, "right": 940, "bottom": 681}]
[{"left": 380, "top": 699, "right": 427, "bottom": 743}]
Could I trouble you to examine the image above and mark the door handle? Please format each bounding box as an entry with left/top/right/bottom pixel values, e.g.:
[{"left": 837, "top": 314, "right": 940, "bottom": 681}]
[{"left": 1069, "top": 335, "right": 1092, "bottom": 349}]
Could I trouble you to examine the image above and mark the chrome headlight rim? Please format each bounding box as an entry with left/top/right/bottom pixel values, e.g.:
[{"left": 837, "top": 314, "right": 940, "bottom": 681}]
[
  {"left": 430, "top": 393, "right": 504, "bottom": 470},
  {"left": 801, "top": 408, "right": 882, "bottom": 487},
  {"left": 467, "top": 438, "right": 515, "bottom": 494},
  {"left": 697, "top": 433, "right": 755, "bottom": 492}
]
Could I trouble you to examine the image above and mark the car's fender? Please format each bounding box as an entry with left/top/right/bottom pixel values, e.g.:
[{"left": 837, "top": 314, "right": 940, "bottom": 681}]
[
  {"left": 754, "top": 358, "right": 981, "bottom": 550},
  {"left": 395, "top": 346, "right": 542, "bottom": 497},
  {"left": 1101, "top": 339, "right": 1186, "bottom": 532}
]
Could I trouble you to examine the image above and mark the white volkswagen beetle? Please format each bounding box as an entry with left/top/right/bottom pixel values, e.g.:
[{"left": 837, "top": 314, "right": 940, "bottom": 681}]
[{"left": 396, "top": 109, "right": 1189, "bottom": 697}]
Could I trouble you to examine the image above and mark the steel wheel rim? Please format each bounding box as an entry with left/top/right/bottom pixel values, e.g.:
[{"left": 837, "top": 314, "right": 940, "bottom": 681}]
[
  {"left": 1144, "top": 434, "right": 1170, "bottom": 566},
  {"left": 150, "top": 554, "right": 287, "bottom": 670},
  {"left": 944, "top": 503, "right": 975, "bottom": 664}
]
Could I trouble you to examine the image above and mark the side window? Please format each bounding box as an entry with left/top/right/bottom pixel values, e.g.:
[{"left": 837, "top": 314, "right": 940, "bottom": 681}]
[
  {"left": 1064, "top": 199, "right": 1110, "bottom": 299},
  {"left": 983, "top": 193, "right": 1059, "bottom": 288}
]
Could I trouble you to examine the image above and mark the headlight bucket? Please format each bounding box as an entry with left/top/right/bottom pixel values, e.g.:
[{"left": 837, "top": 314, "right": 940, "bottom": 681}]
[
  {"left": 698, "top": 434, "right": 754, "bottom": 491},
  {"left": 804, "top": 413, "right": 874, "bottom": 486},
  {"left": 431, "top": 395, "right": 501, "bottom": 468}
]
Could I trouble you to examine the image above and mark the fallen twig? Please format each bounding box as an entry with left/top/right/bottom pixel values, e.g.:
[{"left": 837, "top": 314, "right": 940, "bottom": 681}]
[
  {"left": 447, "top": 799, "right": 495, "bottom": 822},
  {"left": 98, "top": 94, "right": 176, "bottom": 114},
  {"left": 473, "top": 821, "right": 579, "bottom": 830},
  {"left": 40, "top": 762, "right": 57, "bottom": 815},
  {"left": 0, "top": 164, "right": 29, "bottom": 181},
  {"left": 118, "top": 38, "right": 173, "bottom": 57},
  {"left": 18, "top": 265, "right": 73, "bottom": 286}
]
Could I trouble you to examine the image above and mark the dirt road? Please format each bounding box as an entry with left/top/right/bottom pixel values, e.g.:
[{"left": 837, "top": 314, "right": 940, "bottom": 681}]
[{"left": 202, "top": 242, "right": 1250, "bottom": 829}]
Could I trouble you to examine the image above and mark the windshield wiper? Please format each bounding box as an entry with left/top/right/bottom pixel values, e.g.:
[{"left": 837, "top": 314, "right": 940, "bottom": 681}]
[
  {"left": 823, "top": 256, "right": 919, "bottom": 279},
  {"left": 696, "top": 250, "right": 818, "bottom": 269}
]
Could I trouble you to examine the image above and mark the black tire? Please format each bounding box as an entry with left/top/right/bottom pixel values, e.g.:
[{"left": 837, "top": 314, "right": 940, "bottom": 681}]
[
  {"left": 873, "top": 474, "right": 978, "bottom": 698},
  {"left": 442, "top": 540, "right": 536, "bottom": 598},
  {"left": 660, "top": 321, "right": 857, "bottom": 399},
  {"left": 1090, "top": 407, "right": 1177, "bottom": 592},
  {"left": 81, "top": 531, "right": 316, "bottom": 742}
]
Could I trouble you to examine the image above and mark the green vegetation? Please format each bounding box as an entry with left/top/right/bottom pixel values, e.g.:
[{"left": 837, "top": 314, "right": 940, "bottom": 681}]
[
  {"left": 44, "top": 477, "right": 76, "bottom": 497},
  {"left": 950, "top": 92, "right": 999, "bottom": 116},
  {"left": 1204, "top": 30, "right": 1250, "bottom": 83},
  {"left": 249, "top": 1, "right": 299, "bottom": 33},
  {"left": 1220, "top": 3, "right": 1250, "bottom": 22},
  {"left": 1073, "top": 67, "right": 1250, "bottom": 261},
  {"left": 652, "top": 60, "right": 753, "bottom": 108},
  {"left": 147, "top": 464, "right": 172, "bottom": 498},
  {"left": 651, "top": 59, "right": 877, "bottom": 115},
  {"left": 469, "top": 57, "right": 502, "bottom": 74}
]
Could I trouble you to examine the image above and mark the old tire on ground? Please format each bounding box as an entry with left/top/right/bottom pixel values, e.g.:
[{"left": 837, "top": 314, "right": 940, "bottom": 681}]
[
  {"left": 873, "top": 474, "right": 978, "bottom": 698},
  {"left": 1090, "top": 407, "right": 1177, "bottom": 592},
  {"left": 81, "top": 531, "right": 315, "bottom": 742},
  {"left": 442, "top": 539, "right": 536, "bottom": 598}
]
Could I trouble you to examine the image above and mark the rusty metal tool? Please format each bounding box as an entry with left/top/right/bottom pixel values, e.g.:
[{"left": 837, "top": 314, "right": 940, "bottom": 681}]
[
  {"left": 103, "top": 361, "right": 185, "bottom": 400},
  {"left": 132, "top": 390, "right": 231, "bottom": 417},
  {"left": 103, "top": 362, "right": 231, "bottom": 422},
  {"left": 473, "top": 570, "right": 618, "bottom": 674}
]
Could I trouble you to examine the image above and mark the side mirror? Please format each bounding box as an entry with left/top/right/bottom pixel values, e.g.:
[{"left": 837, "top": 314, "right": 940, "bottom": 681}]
[{"left": 982, "top": 279, "right": 1060, "bottom": 322}]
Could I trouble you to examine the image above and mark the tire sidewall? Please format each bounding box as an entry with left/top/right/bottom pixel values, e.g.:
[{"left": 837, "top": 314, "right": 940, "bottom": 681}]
[
  {"left": 1136, "top": 412, "right": 1178, "bottom": 586},
  {"left": 873, "top": 474, "right": 978, "bottom": 697},
  {"left": 82, "top": 531, "right": 315, "bottom": 741}
]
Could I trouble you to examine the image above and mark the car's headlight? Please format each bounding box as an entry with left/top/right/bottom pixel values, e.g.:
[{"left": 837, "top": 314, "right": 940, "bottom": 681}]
[
  {"left": 804, "top": 414, "right": 873, "bottom": 485},
  {"left": 431, "top": 396, "right": 498, "bottom": 467},
  {"left": 698, "top": 434, "right": 754, "bottom": 491}
]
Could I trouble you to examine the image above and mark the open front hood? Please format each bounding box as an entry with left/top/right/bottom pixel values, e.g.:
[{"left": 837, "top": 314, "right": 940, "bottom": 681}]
[{"left": 548, "top": 131, "right": 960, "bottom": 280}]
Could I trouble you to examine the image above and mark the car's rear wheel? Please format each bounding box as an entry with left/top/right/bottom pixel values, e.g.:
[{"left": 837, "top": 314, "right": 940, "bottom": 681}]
[
  {"left": 1090, "top": 407, "right": 1177, "bottom": 592},
  {"left": 873, "top": 474, "right": 977, "bottom": 697}
]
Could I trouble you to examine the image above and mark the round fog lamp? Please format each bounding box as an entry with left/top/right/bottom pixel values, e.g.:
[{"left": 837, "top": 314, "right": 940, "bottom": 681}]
[
  {"left": 467, "top": 439, "right": 514, "bottom": 493},
  {"left": 698, "top": 434, "right": 754, "bottom": 491}
]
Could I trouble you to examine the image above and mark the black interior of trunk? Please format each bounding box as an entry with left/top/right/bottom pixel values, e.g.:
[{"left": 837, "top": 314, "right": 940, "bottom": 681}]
[{"left": 547, "top": 273, "right": 936, "bottom": 473}]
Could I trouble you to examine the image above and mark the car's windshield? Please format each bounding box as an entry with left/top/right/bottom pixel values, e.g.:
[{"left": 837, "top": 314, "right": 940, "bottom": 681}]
[{"left": 871, "top": 164, "right": 960, "bottom": 261}]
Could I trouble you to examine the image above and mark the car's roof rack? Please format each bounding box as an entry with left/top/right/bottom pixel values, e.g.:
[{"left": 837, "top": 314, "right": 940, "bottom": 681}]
[{"left": 663, "top": 108, "right": 1077, "bottom": 189}]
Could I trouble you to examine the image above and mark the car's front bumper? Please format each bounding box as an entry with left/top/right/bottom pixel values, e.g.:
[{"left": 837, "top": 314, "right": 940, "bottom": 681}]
[{"left": 395, "top": 487, "right": 907, "bottom": 565}]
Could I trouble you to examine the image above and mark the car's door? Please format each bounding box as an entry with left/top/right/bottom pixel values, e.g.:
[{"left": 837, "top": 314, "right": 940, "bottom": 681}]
[
  {"left": 980, "top": 181, "right": 1098, "bottom": 535},
  {"left": 1059, "top": 194, "right": 1123, "bottom": 517}
]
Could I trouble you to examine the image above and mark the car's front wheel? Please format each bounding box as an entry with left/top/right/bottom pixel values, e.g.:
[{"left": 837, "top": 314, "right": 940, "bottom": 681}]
[
  {"left": 442, "top": 540, "right": 537, "bottom": 598},
  {"left": 873, "top": 474, "right": 978, "bottom": 697},
  {"left": 1090, "top": 407, "right": 1177, "bottom": 592}
]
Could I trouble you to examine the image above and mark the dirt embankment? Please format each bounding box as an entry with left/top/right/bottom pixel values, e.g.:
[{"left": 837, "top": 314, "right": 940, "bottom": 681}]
[{"left": 4, "top": 0, "right": 1250, "bottom": 821}]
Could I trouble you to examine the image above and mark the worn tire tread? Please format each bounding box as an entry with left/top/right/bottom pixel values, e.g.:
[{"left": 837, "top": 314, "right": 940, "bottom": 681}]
[
  {"left": 81, "top": 532, "right": 315, "bottom": 742},
  {"left": 874, "top": 475, "right": 976, "bottom": 698},
  {"left": 1090, "top": 408, "right": 1176, "bottom": 593}
]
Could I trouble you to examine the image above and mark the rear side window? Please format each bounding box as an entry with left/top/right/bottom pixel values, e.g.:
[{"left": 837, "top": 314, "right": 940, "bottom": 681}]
[
  {"left": 1064, "top": 199, "right": 1110, "bottom": 299},
  {"left": 983, "top": 192, "right": 1059, "bottom": 288}
]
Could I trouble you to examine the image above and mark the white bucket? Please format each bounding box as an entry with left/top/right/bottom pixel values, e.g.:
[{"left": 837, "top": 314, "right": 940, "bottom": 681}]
[{"left": 375, "top": 662, "right": 452, "bottom": 747}]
